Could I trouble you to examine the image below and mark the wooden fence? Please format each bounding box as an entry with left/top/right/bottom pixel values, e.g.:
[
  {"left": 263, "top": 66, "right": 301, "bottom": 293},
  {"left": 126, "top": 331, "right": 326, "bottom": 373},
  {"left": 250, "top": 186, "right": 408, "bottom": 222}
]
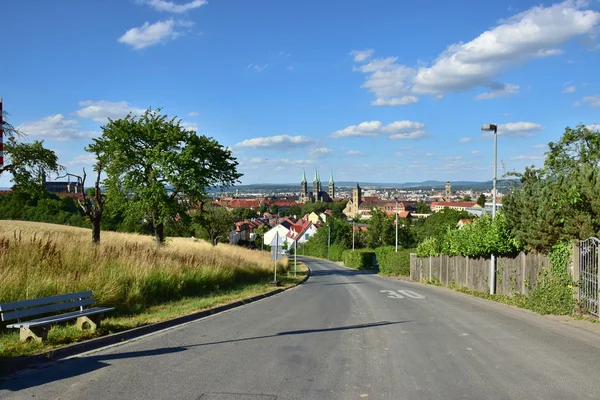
[{"left": 410, "top": 252, "right": 550, "bottom": 296}]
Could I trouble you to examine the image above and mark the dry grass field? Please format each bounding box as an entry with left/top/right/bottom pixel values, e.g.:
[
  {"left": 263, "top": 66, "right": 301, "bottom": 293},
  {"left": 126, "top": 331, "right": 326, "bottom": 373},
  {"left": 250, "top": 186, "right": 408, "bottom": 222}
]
[{"left": 0, "top": 220, "right": 287, "bottom": 307}]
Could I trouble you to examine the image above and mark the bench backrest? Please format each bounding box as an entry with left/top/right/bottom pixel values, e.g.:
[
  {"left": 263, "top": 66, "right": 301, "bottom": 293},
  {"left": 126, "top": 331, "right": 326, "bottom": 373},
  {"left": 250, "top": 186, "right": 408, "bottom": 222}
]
[{"left": 0, "top": 291, "right": 95, "bottom": 322}]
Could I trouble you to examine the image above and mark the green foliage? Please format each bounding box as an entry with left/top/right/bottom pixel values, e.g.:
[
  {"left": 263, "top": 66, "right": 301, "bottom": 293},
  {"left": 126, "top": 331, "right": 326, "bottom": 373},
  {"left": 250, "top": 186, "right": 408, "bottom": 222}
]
[
  {"left": 416, "top": 237, "right": 441, "bottom": 257},
  {"left": 301, "top": 201, "right": 329, "bottom": 215},
  {"left": 440, "top": 213, "right": 523, "bottom": 257},
  {"left": 416, "top": 200, "right": 431, "bottom": 214},
  {"left": 342, "top": 249, "right": 376, "bottom": 270},
  {"left": 545, "top": 123, "right": 600, "bottom": 175},
  {"left": 476, "top": 193, "right": 486, "bottom": 208},
  {"left": 524, "top": 242, "right": 574, "bottom": 315},
  {"left": 366, "top": 209, "right": 394, "bottom": 248},
  {"left": 462, "top": 195, "right": 472, "bottom": 202},
  {"left": 375, "top": 247, "right": 415, "bottom": 276},
  {"left": 89, "top": 109, "right": 241, "bottom": 245},
  {"left": 301, "top": 216, "right": 352, "bottom": 259},
  {"left": 279, "top": 204, "right": 302, "bottom": 217},
  {"left": 328, "top": 243, "right": 346, "bottom": 261},
  {"left": 2, "top": 137, "right": 60, "bottom": 195},
  {"left": 192, "top": 204, "right": 234, "bottom": 246},
  {"left": 232, "top": 207, "right": 257, "bottom": 220},
  {"left": 0, "top": 191, "right": 89, "bottom": 227},
  {"left": 268, "top": 204, "right": 279, "bottom": 215},
  {"left": 415, "top": 208, "right": 469, "bottom": 243}
]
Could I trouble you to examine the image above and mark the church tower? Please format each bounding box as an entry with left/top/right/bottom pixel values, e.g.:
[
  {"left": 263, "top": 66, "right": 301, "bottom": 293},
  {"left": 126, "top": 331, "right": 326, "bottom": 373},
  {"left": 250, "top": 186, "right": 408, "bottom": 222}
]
[
  {"left": 445, "top": 181, "right": 451, "bottom": 199},
  {"left": 352, "top": 182, "right": 362, "bottom": 216},
  {"left": 313, "top": 169, "right": 321, "bottom": 202},
  {"left": 300, "top": 168, "right": 308, "bottom": 203},
  {"left": 328, "top": 171, "right": 335, "bottom": 200}
]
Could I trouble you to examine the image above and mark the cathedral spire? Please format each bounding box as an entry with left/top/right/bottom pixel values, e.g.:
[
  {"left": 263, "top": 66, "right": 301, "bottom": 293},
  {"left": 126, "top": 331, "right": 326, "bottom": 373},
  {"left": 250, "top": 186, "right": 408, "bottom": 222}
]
[
  {"left": 301, "top": 168, "right": 306, "bottom": 183},
  {"left": 314, "top": 169, "right": 319, "bottom": 182},
  {"left": 329, "top": 171, "right": 334, "bottom": 184}
]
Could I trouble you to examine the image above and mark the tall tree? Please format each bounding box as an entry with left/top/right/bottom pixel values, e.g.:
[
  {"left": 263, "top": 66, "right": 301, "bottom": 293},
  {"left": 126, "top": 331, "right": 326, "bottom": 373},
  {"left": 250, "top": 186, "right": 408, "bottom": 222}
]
[
  {"left": 367, "top": 209, "right": 395, "bottom": 248},
  {"left": 416, "top": 208, "right": 469, "bottom": 243},
  {"left": 89, "top": 109, "right": 241, "bottom": 245},
  {"left": 476, "top": 193, "right": 487, "bottom": 208},
  {"left": 192, "top": 204, "right": 234, "bottom": 246},
  {"left": 61, "top": 165, "right": 105, "bottom": 244},
  {"left": 545, "top": 124, "right": 600, "bottom": 175},
  {"left": 1, "top": 110, "right": 60, "bottom": 193},
  {"left": 416, "top": 200, "right": 431, "bottom": 214}
]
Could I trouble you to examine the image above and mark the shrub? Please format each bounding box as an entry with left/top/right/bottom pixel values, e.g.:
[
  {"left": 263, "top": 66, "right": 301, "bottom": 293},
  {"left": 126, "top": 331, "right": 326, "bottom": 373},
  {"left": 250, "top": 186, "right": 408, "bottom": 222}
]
[
  {"left": 524, "top": 242, "right": 575, "bottom": 315},
  {"left": 328, "top": 243, "right": 346, "bottom": 261},
  {"left": 416, "top": 237, "right": 441, "bottom": 257},
  {"left": 377, "top": 248, "right": 416, "bottom": 276},
  {"left": 343, "top": 249, "right": 376, "bottom": 270}
]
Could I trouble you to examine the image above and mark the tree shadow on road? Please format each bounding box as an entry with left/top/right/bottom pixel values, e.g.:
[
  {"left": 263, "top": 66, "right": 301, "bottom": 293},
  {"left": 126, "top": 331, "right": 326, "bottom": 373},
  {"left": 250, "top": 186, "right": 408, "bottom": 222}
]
[
  {"left": 1, "top": 321, "right": 410, "bottom": 392},
  {"left": 0, "top": 347, "right": 187, "bottom": 392}
]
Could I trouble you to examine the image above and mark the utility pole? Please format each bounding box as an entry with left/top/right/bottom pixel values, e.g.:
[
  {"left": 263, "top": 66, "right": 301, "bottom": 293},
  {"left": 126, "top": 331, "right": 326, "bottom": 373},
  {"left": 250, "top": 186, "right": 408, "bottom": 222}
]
[
  {"left": 352, "top": 220, "right": 355, "bottom": 250},
  {"left": 327, "top": 225, "right": 331, "bottom": 259},
  {"left": 482, "top": 123, "right": 498, "bottom": 295},
  {"left": 395, "top": 197, "right": 399, "bottom": 252}
]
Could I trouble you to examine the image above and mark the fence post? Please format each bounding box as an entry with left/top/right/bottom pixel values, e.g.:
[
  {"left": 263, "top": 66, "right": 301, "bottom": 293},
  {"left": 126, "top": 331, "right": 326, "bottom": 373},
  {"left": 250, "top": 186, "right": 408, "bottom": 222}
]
[
  {"left": 429, "top": 255, "right": 432, "bottom": 282},
  {"left": 572, "top": 240, "right": 580, "bottom": 302}
]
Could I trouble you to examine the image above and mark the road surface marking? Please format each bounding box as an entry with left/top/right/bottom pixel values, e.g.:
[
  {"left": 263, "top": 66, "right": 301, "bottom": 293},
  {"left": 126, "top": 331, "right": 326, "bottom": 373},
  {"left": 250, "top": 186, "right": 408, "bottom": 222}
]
[{"left": 380, "top": 289, "right": 425, "bottom": 299}]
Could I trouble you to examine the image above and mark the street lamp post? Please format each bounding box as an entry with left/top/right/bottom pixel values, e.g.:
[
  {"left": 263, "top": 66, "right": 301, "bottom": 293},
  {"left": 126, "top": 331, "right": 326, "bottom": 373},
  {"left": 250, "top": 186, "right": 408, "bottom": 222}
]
[
  {"left": 395, "top": 197, "right": 399, "bottom": 252},
  {"left": 327, "top": 224, "right": 331, "bottom": 259},
  {"left": 352, "top": 220, "right": 355, "bottom": 250},
  {"left": 481, "top": 123, "right": 498, "bottom": 295}
]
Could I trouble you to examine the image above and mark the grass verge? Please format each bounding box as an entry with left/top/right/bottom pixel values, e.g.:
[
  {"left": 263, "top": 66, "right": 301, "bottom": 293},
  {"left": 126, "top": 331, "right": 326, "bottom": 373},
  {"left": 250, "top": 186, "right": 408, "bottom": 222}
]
[{"left": 0, "top": 263, "right": 308, "bottom": 362}]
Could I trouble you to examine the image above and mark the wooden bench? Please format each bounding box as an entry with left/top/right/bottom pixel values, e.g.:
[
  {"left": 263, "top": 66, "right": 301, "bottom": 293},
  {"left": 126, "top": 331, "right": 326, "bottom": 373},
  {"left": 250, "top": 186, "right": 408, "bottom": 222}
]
[{"left": 0, "top": 291, "right": 114, "bottom": 342}]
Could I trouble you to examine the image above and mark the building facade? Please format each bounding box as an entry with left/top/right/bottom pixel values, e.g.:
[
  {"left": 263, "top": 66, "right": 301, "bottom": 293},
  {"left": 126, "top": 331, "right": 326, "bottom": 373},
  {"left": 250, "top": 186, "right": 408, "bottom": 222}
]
[{"left": 299, "top": 169, "right": 334, "bottom": 203}]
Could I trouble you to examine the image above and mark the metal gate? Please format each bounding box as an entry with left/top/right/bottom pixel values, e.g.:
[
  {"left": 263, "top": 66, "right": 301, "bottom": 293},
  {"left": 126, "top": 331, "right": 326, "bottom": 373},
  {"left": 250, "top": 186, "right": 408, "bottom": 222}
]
[{"left": 579, "top": 237, "right": 599, "bottom": 316}]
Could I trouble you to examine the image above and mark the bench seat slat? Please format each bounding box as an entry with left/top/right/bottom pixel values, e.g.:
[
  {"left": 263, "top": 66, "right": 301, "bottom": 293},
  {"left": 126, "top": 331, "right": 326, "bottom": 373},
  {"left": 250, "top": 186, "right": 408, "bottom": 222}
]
[
  {"left": 1, "top": 297, "right": 95, "bottom": 321},
  {"left": 6, "top": 307, "right": 114, "bottom": 329},
  {"left": 0, "top": 291, "right": 93, "bottom": 312}
]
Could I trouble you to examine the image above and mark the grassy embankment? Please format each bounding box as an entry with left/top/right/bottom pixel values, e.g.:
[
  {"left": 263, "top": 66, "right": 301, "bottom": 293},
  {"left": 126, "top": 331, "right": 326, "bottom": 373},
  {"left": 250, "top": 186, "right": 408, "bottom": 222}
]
[{"left": 0, "top": 221, "right": 307, "bottom": 360}]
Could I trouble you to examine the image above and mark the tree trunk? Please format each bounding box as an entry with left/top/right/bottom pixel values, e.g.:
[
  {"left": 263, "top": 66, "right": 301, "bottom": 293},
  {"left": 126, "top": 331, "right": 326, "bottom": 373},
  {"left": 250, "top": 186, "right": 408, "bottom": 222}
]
[
  {"left": 92, "top": 217, "right": 101, "bottom": 244},
  {"left": 155, "top": 221, "right": 165, "bottom": 245}
]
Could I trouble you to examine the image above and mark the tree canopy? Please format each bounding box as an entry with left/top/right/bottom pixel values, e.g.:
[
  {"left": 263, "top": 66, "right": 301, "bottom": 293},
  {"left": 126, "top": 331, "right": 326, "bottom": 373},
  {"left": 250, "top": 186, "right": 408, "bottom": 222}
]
[{"left": 88, "top": 109, "right": 241, "bottom": 245}]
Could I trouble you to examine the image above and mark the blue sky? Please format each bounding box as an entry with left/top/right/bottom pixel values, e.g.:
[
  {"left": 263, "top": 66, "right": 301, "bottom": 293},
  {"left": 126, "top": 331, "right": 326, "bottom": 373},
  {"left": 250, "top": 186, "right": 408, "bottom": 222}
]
[{"left": 1, "top": 0, "right": 600, "bottom": 186}]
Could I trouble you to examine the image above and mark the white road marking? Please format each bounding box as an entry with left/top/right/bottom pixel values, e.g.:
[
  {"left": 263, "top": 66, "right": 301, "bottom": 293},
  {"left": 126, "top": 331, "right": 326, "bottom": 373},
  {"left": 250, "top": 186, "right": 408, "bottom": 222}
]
[
  {"left": 398, "top": 290, "right": 425, "bottom": 299},
  {"left": 380, "top": 289, "right": 425, "bottom": 299}
]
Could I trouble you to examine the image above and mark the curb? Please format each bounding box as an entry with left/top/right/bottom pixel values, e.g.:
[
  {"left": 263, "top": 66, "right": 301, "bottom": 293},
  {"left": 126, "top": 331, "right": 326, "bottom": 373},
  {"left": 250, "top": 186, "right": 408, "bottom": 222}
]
[{"left": 1, "top": 267, "right": 310, "bottom": 378}]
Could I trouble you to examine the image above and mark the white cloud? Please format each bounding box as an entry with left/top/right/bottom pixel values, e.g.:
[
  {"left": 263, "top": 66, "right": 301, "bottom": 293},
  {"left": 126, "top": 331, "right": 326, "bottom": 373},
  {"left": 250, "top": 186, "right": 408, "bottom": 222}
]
[
  {"left": 65, "top": 154, "right": 97, "bottom": 167},
  {"left": 351, "top": 1, "right": 600, "bottom": 104},
  {"left": 585, "top": 124, "right": 599, "bottom": 131},
  {"left": 575, "top": 95, "right": 600, "bottom": 107},
  {"left": 141, "top": 0, "right": 207, "bottom": 13},
  {"left": 510, "top": 154, "right": 544, "bottom": 160},
  {"left": 248, "top": 64, "right": 268, "bottom": 72},
  {"left": 118, "top": 19, "right": 183, "bottom": 49},
  {"left": 17, "top": 115, "right": 93, "bottom": 141},
  {"left": 347, "top": 150, "right": 364, "bottom": 156},
  {"left": 493, "top": 121, "right": 545, "bottom": 137},
  {"left": 395, "top": 152, "right": 404, "bottom": 157},
  {"left": 236, "top": 135, "right": 316, "bottom": 149},
  {"left": 188, "top": 111, "right": 199, "bottom": 116},
  {"left": 249, "top": 157, "right": 312, "bottom": 166},
  {"left": 181, "top": 121, "right": 198, "bottom": 131},
  {"left": 459, "top": 137, "right": 472, "bottom": 143},
  {"left": 309, "top": 148, "right": 333, "bottom": 158},
  {"left": 350, "top": 49, "right": 374, "bottom": 62},
  {"left": 563, "top": 85, "right": 577, "bottom": 93},
  {"left": 533, "top": 144, "right": 547, "bottom": 149},
  {"left": 444, "top": 156, "right": 463, "bottom": 161},
  {"left": 475, "top": 84, "right": 519, "bottom": 100},
  {"left": 75, "top": 100, "right": 146, "bottom": 123},
  {"left": 472, "top": 150, "right": 480, "bottom": 155},
  {"left": 389, "top": 130, "right": 428, "bottom": 140},
  {"left": 371, "top": 96, "right": 418, "bottom": 106},
  {"left": 425, "top": 152, "right": 434, "bottom": 157},
  {"left": 331, "top": 120, "right": 426, "bottom": 138}
]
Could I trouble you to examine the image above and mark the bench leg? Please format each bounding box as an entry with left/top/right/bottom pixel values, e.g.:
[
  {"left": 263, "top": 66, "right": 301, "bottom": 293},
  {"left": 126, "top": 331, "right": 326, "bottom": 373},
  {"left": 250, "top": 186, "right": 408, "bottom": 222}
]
[
  {"left": 76, "top": 314, "right": 103, "bottom": 331},
  {"left": 20, "top": 326, "right": 48, "bottom": 343}
]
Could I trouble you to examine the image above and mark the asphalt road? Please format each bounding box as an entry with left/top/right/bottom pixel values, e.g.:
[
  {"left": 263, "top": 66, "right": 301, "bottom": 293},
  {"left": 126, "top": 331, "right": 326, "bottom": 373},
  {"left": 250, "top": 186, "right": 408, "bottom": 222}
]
[{"left": 2, "top": 257, "right": 600, "bottom": 400}]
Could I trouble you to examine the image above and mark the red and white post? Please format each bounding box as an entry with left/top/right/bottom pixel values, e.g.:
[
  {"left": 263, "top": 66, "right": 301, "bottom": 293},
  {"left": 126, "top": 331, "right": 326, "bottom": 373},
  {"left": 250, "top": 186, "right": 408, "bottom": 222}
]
[{"left": 0, "top": 98, "right": 4, "bottom": 168}]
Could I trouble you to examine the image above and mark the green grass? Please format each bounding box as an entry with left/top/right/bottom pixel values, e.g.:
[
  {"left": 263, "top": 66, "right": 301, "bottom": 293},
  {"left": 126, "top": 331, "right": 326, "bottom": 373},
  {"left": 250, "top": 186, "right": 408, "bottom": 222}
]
[{"left": 0, "top": 265, "right": 307, "bottom": 363}]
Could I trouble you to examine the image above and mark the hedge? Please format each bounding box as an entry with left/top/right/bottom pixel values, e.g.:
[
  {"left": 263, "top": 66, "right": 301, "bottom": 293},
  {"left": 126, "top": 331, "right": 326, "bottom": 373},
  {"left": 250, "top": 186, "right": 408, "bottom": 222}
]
[
  {"left": 377, "top": 248, "right": 416, "bottom": 276},
  {"left": 328, "top": 243, "right": 346, "bottom": 261},
  {"left": 343, "top": 249, "right": 376, "bottom": 270}
]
